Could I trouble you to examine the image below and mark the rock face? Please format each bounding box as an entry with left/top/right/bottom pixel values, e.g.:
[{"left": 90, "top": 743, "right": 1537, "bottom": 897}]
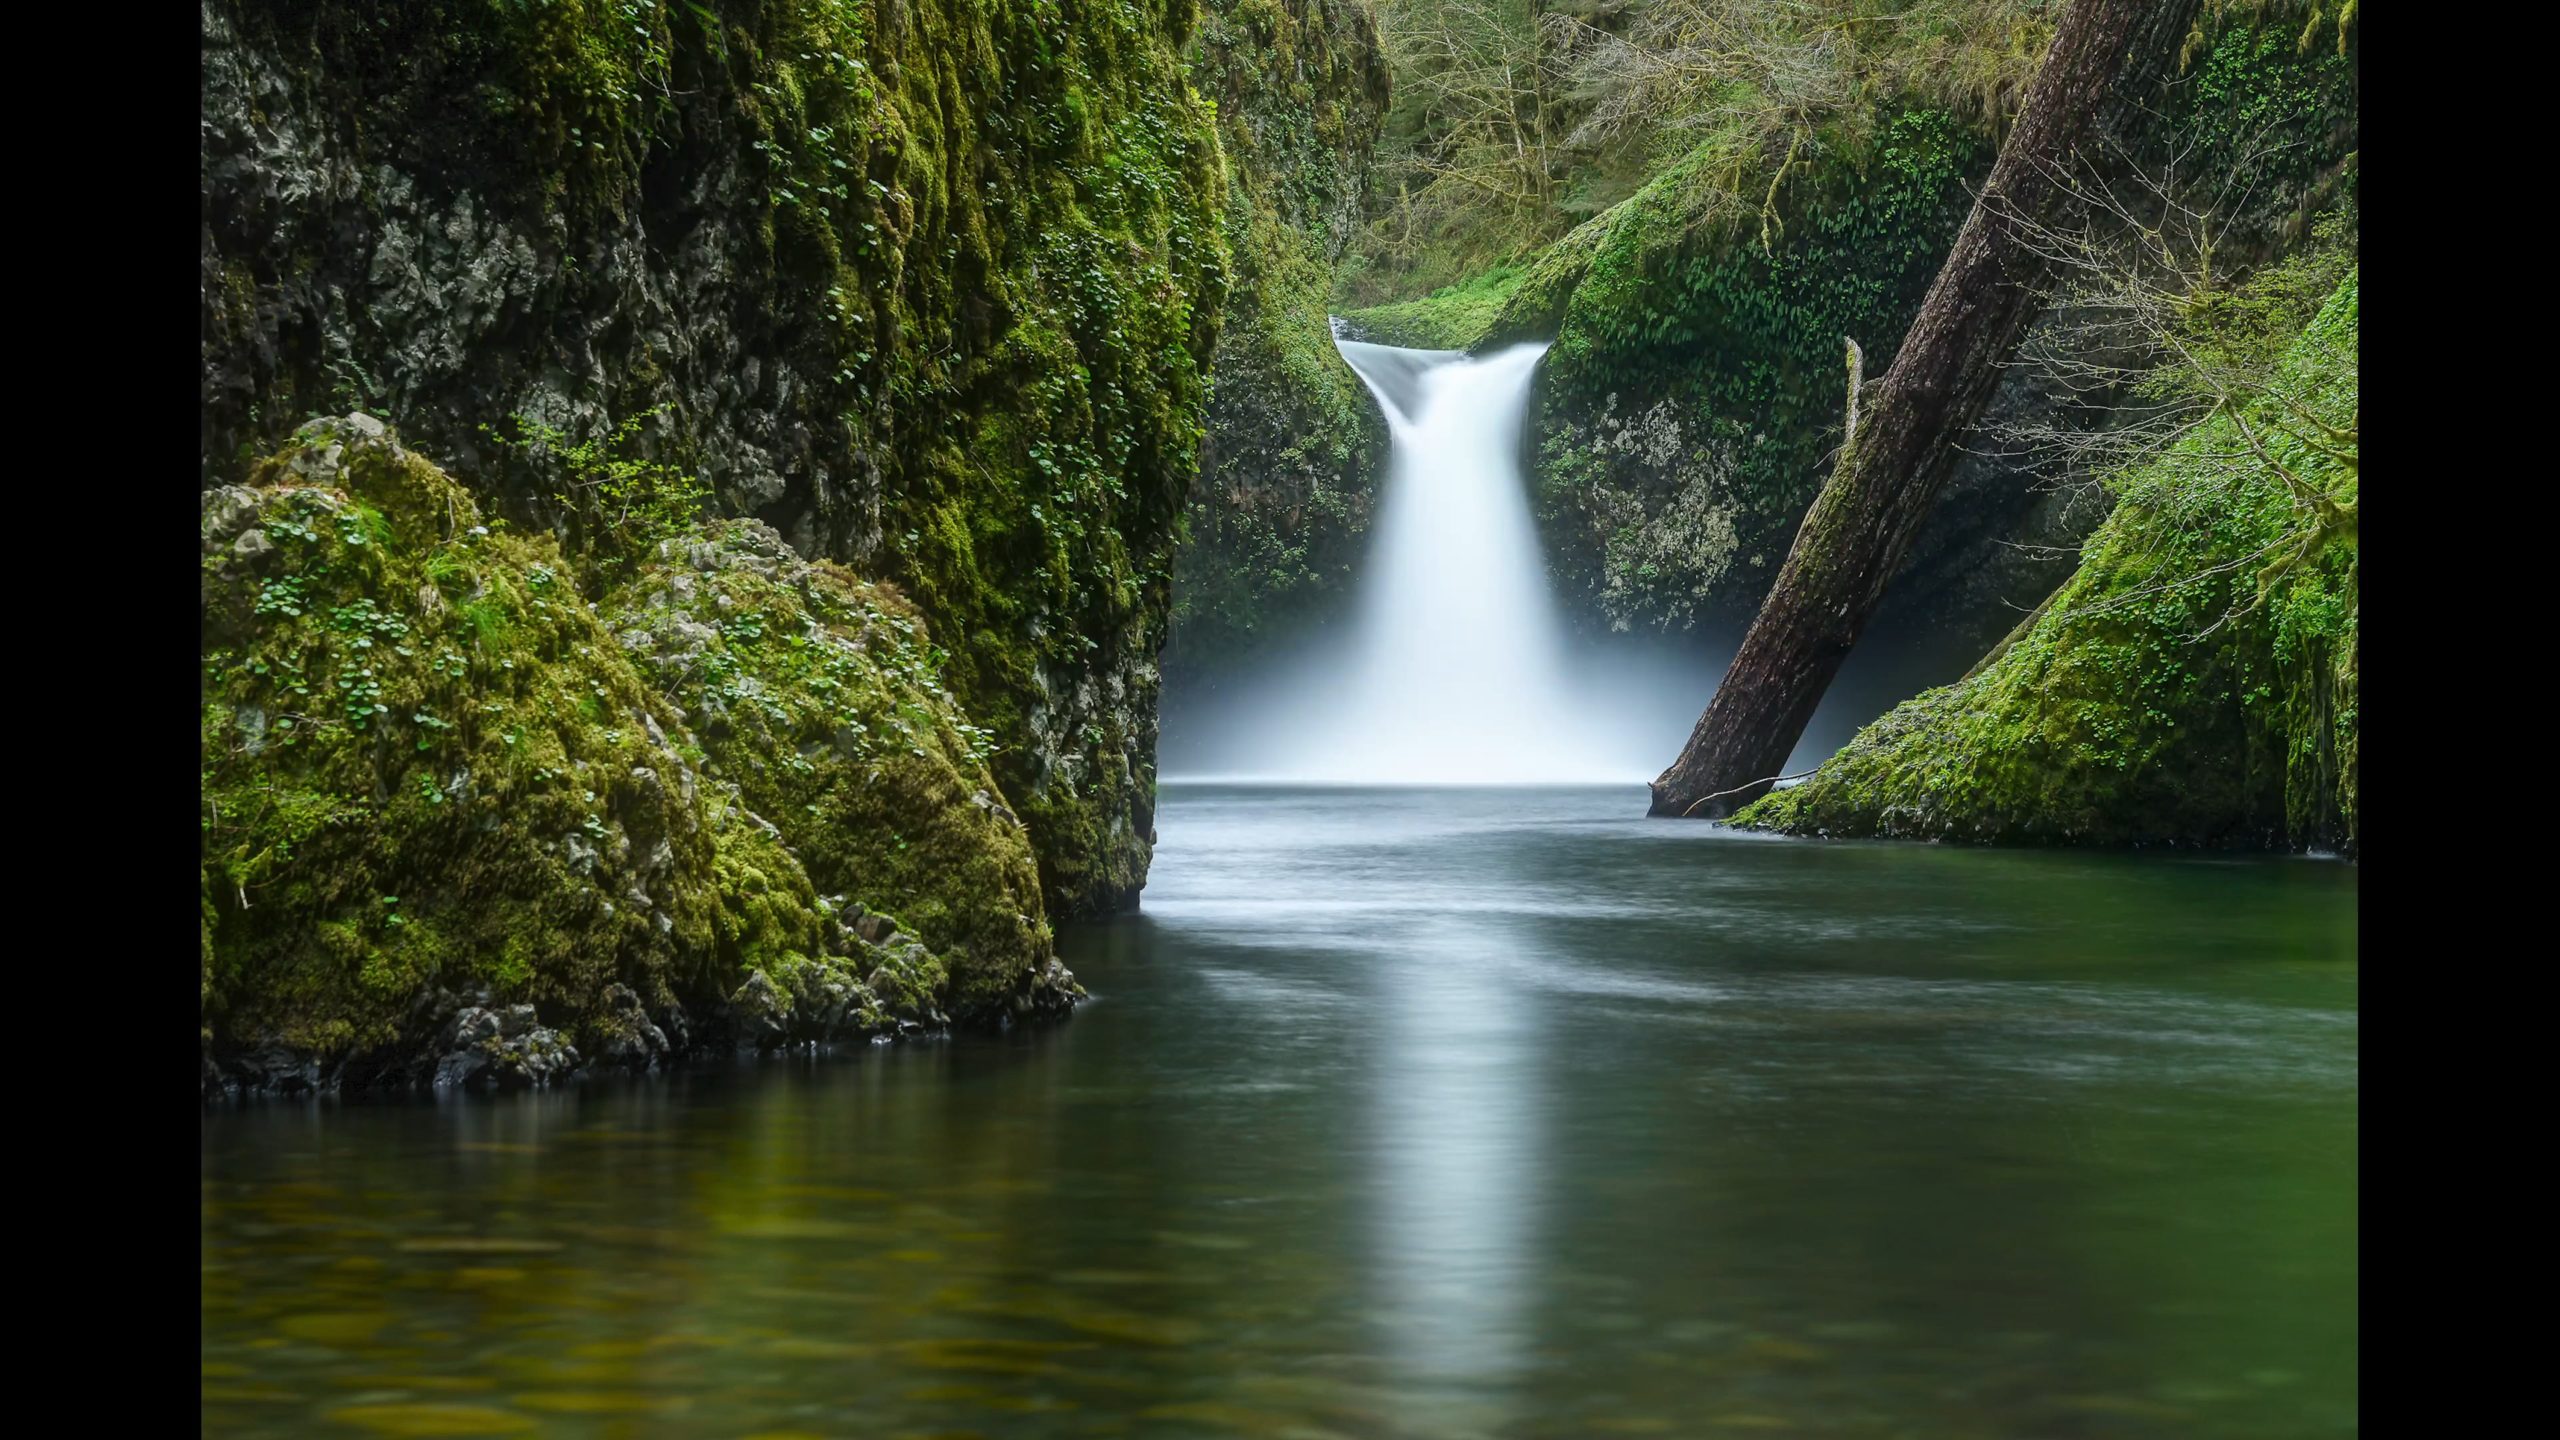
[
  {"left": 1486, "top": 108, "right": 1991, "bottom": 641},
  {"left": 1165, "top": 0, "right": 1392, "bottom": 696},
  {"left": 200, "top": 0, "right": 1250, "bottom": 917},
  {"left": 199, "top": 419, "right": 1082, "bottom": 1100}
]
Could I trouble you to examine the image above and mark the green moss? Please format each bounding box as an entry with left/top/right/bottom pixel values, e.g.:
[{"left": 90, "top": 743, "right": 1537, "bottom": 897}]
[
  {"left": 1498, "top": 108, "right": 1989, "bottom": 632},
  {"left": 1736, "top": 265, "right": 2359, "bottom": 854},
  {"left": 1336, "top": 265, "right": 1525, "bottom": 351},
  {"left": 199, "top": 420, "right": 1027, "bottom": 1067},
  {"left": 603, "top": 521, "right": 1050, "bottom": 1017},
  {"left": 1165, "top": 0, "right": 1390, "bottom": 690},
  {"left": 686, "top": 0, "right": 1239, "bottom": 915},
  {"left": 201, "top": 420, "right": 730, "bottom": 1054}
]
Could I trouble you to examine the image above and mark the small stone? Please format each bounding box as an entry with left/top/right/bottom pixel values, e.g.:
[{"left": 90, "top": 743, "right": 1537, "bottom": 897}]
[
  {"left": 729, "top": 972, "right": 789, "bottom": 1049},
  {"left": 199, "top": 486, "right": 265, "bottom": 551},
  {"left": 446, "top": 1008, "right": 500, "bottom": 1049}
]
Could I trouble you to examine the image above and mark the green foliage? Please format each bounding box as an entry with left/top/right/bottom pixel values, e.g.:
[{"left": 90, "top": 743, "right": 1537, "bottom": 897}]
[
  {"left": 1347, "top": 0, "right": 1566, "bottom": 301},
  {"left": 1337, "top": 265, "right": 1526, "bottom": 349},
  {"left": 1343, "top": 0, "right": 2054, "bottom": 305},
  {"left": 1340, "top": 0, "right": 2359, "bottom": 305},
  {"left": 482, "top": 407, "right": 710, "bottom": 583}
]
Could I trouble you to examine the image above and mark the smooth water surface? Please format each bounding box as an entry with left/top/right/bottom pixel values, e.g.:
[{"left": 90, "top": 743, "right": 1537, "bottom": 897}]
[{"left": 202, "top": 787, "right": 2357, "bottom": 1437}]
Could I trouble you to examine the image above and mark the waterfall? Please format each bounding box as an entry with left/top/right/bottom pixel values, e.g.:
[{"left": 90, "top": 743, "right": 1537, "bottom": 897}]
[{"left": 1259, "top": 336, "right": 1625, "bottom": 784}]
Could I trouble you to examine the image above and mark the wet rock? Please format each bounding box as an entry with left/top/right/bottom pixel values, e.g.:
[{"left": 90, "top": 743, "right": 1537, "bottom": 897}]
[
  {"left": 794, "top": 972, "right": 858, "bottom": 1042},
  {"left": 214, "top": 1039, "right": 326, "bottom": 1098},
  {"left": 199, "top": 485, "right": 265, "bottom": 552},
  {"left": 590, "top": 983, "right": 670, "bottom": 1071},
  {"left": 1014, "top": 958, "right": 1085, "bottom": 1024},
  {"left": 728, "top": 972, "right": 790, "bottom": 1051},
  {"left": 433, "top": 1003, "right": 580, "bottom": 1090}
]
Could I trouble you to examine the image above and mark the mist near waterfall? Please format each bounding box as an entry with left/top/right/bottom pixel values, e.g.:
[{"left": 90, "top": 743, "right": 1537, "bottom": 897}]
[{"left": 1170, "top": 337, "right": 1702, "bottom": 785}]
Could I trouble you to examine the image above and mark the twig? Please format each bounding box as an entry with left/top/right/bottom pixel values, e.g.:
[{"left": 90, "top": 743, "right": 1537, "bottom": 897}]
[{"left": 1681, "top": 769, "right": 1821, "bottom": 818}]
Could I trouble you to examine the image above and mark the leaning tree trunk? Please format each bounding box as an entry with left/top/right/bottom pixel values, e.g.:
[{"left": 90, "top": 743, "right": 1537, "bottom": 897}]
[{"left": 1649, "top": 0, "right": 2199, "bottom": 819}]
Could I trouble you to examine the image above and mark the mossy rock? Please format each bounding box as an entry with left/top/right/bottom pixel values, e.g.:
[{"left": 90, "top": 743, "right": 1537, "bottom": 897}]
[
  {"left": 200, "top": 420, "right": 1068, "bottom": 1082},
  {"left": 1335, "top": 265, "right": 1524, "bottom": 352},
  {"left": 200, "top": 418, "right": 741, "bottom": 1057},
  {"left": 602, "top": 520, "right": 1058, "bottom": 1018}
]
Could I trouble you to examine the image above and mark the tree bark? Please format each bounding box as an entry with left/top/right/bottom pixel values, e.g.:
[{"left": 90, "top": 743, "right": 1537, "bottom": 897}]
[{"left": 1649, "top": 0, "right": 2200, "bottom": 819}]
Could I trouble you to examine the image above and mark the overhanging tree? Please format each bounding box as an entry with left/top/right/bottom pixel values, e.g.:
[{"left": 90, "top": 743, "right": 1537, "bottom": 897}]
[{"left": 1649, "top": 0, "right": 2202, "bottom": 819}]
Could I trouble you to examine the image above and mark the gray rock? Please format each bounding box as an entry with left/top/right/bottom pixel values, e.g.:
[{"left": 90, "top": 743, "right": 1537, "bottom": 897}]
[
  {"left": 433, "top": 1002, "right": 580, "bottom": 1089},
  {"left": 729, "top": 971, "right": 789, "bottom": 1049},
  {"left": 444, "top": 1007, "right": 500, "bottom": 1049},
  {"left": 593, "top": 982, "right": 671, "bottom": 1070},
  {"left": 200, "top": 486, "right": 265, "bottom": 552}
]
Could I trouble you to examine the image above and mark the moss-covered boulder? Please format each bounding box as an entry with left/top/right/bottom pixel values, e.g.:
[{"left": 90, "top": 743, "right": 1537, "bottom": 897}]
[
  {"left": 201, "top": 418, "right": 730, "bottom": 1062},
  {"left": 201, "top": 420, "right": 1068, "bottom": 1094},
  {"left": 1736, "top": 268, "right": 2358, "bottom": 854},
  {"left": 601, "top": 521, "right": 1065, "bottom": 1018}
]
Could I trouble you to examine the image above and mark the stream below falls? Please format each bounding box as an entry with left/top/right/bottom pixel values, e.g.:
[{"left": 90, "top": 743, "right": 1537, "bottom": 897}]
[{"left": 201, "top": 784, "right": 2358, "bottom": 1439}]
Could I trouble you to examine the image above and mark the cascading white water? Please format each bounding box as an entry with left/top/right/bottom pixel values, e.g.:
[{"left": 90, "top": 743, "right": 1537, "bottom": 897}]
[{"left": 1263, "top": 336, "right": 1628, "bottom": 783}]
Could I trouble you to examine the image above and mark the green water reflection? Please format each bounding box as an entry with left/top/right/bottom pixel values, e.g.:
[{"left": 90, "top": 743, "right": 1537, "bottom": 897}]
[{"left": 203, "top": 786, "right": 2356, "bottom": 1437}]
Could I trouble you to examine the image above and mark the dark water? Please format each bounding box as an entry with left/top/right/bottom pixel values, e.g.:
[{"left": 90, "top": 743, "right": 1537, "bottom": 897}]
[{"left": 202, "top": 786, "right": 2358, "bottom": 1438}]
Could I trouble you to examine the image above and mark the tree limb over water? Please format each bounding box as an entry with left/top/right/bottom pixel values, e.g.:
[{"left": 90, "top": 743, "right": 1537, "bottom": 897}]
[{"left": 1648, "top": 0, "right": 2201, "bottom": 819}]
